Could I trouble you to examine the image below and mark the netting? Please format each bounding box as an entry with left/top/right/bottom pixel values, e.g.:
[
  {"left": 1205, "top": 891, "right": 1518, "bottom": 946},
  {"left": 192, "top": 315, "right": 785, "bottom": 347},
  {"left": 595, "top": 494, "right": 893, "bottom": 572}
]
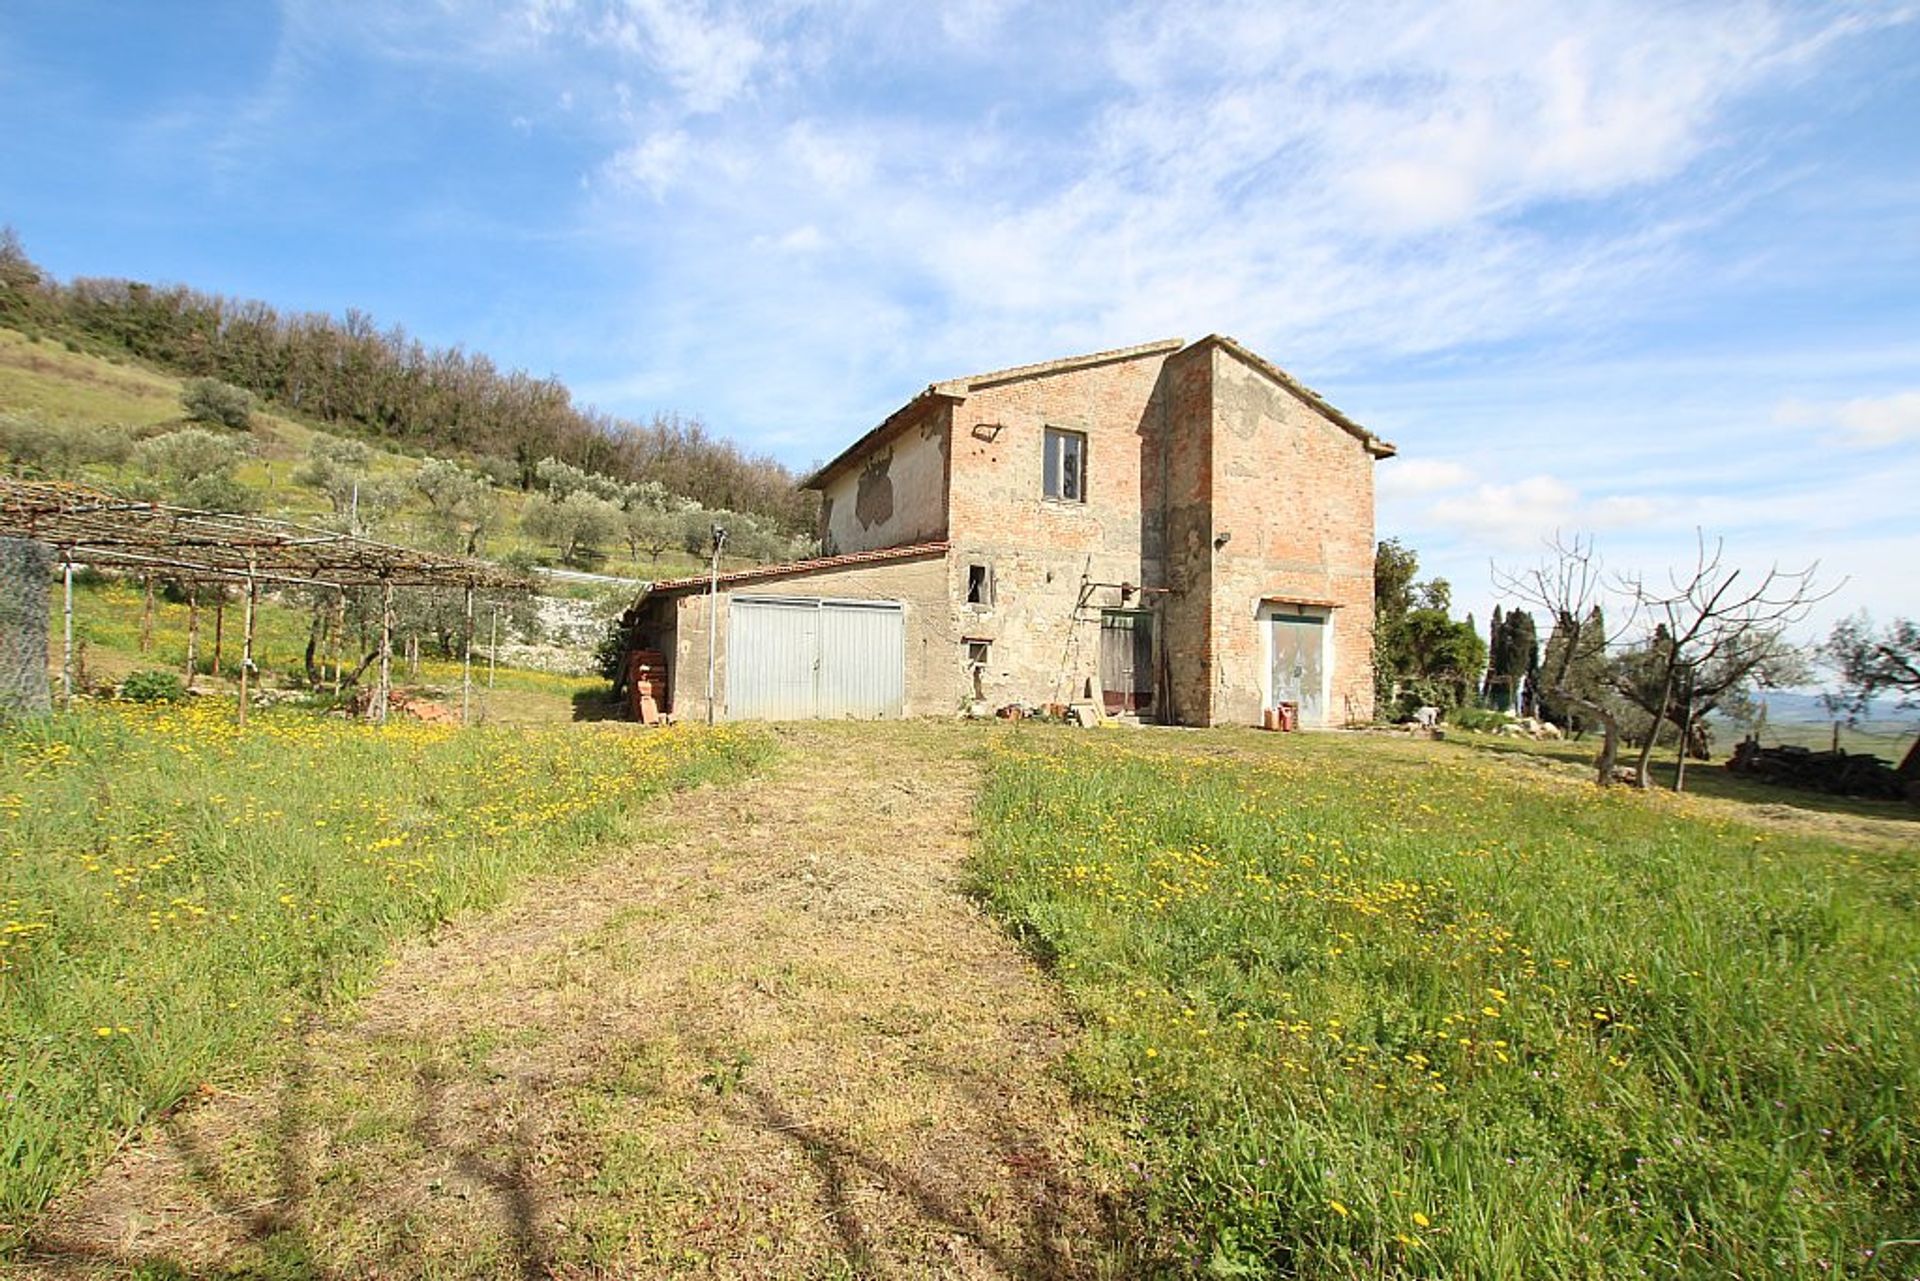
[{"left": 0, "top": 536, "right": 51, "bottom": 716}]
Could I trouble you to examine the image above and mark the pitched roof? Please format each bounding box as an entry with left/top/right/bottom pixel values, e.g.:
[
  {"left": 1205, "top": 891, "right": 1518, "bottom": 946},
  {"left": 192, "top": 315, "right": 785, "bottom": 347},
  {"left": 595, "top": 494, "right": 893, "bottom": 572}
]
[
  {"left": 1191, "top": 335, "right": 1397, "bottom": 458},
  {"left": 800, "top": 339, "right": 1185, "bottom": 490},
  {"left": 931, "top": 337, "right": 1186, "bottom": 395},
  {"left": 799, "top": 334, "right": 1393, "bottom": 491},
  {"left": 636, "top": 540, "right": 949, "bottom": 601}
]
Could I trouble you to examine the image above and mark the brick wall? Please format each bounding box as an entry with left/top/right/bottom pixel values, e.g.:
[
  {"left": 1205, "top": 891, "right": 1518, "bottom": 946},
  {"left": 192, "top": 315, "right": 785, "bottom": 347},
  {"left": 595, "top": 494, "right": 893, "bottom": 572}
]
[
  {"left": 1203, "top": 344, "right": 1378, "bottom": 725},
  {"left": 944, "top": 349, "right": 1177, "bottom": 714}
]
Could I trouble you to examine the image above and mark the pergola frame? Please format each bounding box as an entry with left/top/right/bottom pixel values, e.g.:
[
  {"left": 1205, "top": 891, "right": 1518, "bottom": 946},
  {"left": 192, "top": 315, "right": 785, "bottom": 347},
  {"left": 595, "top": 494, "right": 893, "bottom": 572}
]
[{"left": 1, "top": 478, "right": 530, "bottom": 726}]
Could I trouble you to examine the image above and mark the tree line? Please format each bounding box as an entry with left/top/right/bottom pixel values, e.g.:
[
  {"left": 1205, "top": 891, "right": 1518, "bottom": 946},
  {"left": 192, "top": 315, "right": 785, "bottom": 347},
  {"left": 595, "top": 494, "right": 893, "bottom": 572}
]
[{"left": 0, "top": 228, "right": 816, "bottom": 534}]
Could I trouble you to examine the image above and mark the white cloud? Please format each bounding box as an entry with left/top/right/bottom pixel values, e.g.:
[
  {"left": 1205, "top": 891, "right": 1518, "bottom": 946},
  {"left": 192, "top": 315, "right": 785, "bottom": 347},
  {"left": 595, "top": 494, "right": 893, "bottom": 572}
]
[
  {"left": 939, "top": 0, "right": 1020, "bottom": 46},
  {"left": 1421, "top": 474, "right": 1667, "bottom": 551},
  {"left": 1377, "top": 457, "right": 1474, "bottom": 499},
  {"left": 752, "top": 224, "right": 829, "bottom": 255},
  {"left": 606, "top": 128, "right": 689, "bottom": 196},
  {"left": 593, "top": 0, "right": 764, "bottom": 113},
  {"left": 1428, "top": 475, "right": 1582, "bottom": 548},
  {"left": 1775, "top": 391, "right": 1920, "bottom": 447}
]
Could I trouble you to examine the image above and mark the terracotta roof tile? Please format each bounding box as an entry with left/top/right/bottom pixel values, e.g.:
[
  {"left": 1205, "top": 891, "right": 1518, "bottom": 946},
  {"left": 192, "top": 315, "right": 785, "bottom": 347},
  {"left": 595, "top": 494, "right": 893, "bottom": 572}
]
[{"left": 640, "top": 540, "right": 949, "bottom": 598}]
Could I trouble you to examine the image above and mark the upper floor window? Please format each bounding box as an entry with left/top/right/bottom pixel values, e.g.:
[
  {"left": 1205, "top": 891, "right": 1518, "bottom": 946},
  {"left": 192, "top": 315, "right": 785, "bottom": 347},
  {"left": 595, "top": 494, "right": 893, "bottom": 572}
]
[
  {"left": 966, "top": 562, "right": 993, "bottom": 608},
  {"left": 1043, "top": 428, "right": 1087, "bottom": 502}
]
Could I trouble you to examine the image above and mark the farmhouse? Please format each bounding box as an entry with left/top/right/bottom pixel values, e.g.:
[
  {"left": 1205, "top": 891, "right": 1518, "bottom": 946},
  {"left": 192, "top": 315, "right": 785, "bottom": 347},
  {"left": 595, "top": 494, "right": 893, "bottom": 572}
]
[{"left": 625, "top": 336, "right": 1395, "bottom": 726}]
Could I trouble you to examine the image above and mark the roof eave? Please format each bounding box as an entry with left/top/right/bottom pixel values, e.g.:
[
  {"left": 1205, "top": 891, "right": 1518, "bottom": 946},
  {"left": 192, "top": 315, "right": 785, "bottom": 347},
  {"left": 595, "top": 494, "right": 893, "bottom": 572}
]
[
  {"left": 800, "top": 389, "right": 965, "bottom": 492},
  {"left": 631, "top": 539, "right": 952, "bottom": 610},
  {"left": 1191, "top": 335, "right": 1392, "bottom": 458}
]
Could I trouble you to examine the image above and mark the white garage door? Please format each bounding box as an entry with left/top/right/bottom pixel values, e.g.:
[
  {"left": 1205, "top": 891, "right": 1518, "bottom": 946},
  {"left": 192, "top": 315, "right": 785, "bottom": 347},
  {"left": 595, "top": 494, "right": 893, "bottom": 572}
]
[{"left": 727, "top": 596, "right": 905, "bottom": 721}]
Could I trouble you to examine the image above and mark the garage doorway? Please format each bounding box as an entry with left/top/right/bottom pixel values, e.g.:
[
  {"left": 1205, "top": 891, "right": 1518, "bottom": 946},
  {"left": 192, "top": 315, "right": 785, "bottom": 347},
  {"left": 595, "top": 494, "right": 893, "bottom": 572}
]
[{"left": 727, "top": 596, "right": 905, "bottom": 720}]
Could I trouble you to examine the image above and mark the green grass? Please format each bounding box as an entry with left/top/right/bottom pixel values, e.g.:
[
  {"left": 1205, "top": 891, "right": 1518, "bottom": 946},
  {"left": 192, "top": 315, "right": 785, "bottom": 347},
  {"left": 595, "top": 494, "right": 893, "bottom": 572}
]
[
  {"left": 972, "top": 732, "right": 1919, "bottom": 1279},
  {"left": 0, "top": 328, "right": 184, "bottom": 428},
  {"left": 0, "top": 699, "right": 766, "bottom": 1246}
]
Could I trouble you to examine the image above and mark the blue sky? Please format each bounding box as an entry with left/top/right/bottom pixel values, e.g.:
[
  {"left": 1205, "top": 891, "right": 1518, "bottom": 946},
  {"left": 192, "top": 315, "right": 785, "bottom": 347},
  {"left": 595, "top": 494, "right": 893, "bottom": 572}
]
[{"left": 3, "top": 0, "right": 1918, "bottom": 634}]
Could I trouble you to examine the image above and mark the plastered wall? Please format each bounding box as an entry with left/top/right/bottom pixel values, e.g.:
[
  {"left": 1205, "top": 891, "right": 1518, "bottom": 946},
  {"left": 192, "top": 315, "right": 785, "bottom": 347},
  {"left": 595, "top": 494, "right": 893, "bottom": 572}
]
[
  {"left": 815, "top": 401, "right": 951, "bottom": 556},
  {"left": 659, "top": 551, "right": 954, "bottom": 719}
]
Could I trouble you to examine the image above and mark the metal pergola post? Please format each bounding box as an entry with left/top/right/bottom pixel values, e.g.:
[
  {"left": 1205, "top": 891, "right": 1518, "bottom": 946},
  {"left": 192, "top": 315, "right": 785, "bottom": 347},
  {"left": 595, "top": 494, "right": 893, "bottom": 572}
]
[{"left": 61, "top": 556, "right": 74, "bottom": 708}]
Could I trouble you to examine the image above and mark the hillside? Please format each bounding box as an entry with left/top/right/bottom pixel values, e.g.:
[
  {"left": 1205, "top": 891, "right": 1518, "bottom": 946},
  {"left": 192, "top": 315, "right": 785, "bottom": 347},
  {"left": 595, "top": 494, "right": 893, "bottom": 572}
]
[
  {"left": 0, "top": 230, "right": 816, "bottom": 537},
  {"left": 0, "top": 326, "right": 801, "bottom": 586}
]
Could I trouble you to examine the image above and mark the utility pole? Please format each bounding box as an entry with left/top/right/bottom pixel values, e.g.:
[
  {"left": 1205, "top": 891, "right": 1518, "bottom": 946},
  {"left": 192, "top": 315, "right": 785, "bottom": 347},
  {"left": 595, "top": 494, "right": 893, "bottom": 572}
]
[{"left": 705, "top": 523, "right": 727, "bottom": 726}]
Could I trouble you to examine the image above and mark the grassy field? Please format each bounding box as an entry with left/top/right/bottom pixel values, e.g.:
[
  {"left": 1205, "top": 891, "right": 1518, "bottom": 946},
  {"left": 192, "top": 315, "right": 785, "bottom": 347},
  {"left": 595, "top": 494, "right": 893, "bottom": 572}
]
[
  {"left": 973, "top": 731, "right": 1919, "bottom": 1279},
  {"left": 0, "top": 699, "right": 765, "bottom": 1246}
]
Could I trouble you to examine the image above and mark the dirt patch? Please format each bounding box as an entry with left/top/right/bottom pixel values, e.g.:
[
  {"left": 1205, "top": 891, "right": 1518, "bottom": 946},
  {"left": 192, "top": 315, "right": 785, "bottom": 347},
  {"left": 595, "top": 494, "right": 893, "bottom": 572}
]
[{"left": 22, "top": 722, "right": 1131, "bottom": 1279}]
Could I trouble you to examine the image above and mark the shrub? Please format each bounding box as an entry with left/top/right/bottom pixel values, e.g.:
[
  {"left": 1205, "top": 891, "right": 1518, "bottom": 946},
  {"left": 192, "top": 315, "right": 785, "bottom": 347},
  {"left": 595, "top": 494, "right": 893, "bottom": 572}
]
[
  {"left": 119, "top": 669, "right": 185, "bottom": 703},
  {"left": 180, "top": 378, "right": 254, "bottom": 429},
  {"left": 1449, "top": 706, "right": 1510, "bottom": 732}
]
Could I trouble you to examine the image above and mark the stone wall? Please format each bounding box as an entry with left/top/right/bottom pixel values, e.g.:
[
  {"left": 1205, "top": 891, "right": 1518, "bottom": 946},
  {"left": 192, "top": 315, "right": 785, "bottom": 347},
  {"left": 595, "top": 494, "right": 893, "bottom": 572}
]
[
  {"left": 944, "top": 348, "right": 1178, "bottom": 716},
  {"left": 1160, "top": 344, "right": 1216, "bottom": 724}
]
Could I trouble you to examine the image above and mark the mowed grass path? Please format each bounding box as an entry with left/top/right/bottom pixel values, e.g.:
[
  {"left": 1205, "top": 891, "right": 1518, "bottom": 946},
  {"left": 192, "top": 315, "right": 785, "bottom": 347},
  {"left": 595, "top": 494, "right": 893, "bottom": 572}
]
[
  {"left": 973, "top": 731, "right": 1919, "bottom": 1279},
  {"left": 0, "top": 699, "right": 762, "bottom": 1244},
  {"left": 20, "top": 722, "right": 1126, "bottom": 1280}
]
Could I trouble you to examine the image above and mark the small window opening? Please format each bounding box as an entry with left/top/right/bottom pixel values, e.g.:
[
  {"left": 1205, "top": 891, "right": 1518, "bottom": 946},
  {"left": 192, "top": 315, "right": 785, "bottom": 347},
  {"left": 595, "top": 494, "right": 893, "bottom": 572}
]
[
  {"left": 966, "top": 562, "right": 993, "bottom": 607},
  {"left": 1043, "top": 428, "right": 1087, "bottom": 502}
]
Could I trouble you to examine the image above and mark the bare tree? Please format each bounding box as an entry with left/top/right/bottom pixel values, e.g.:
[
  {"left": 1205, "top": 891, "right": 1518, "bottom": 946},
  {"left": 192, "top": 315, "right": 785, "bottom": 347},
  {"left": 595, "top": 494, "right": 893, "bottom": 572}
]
[
  {"left": 1493, "top": 534, "right": 1638, "bottom": 786},
  {"left": 1620, "top": 533, "right": 1831, "bottom": 790}
]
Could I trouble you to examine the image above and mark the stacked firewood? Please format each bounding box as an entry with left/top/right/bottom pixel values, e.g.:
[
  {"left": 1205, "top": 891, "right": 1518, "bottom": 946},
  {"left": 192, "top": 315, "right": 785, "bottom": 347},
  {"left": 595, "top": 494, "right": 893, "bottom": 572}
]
[{"left": 1725, "top": 737, "right": 1914, "bottom": 802}]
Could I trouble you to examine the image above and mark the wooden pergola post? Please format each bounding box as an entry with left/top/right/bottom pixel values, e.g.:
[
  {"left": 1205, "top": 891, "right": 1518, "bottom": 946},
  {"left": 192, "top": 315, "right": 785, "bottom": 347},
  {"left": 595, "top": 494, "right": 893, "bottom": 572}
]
[
  {"left": 184, "top": 585, "right": 199, "bottom": 690},
  {"left": 212, "top": 590, "right": 224, "bottom": 677},
  {"left": 237, "top": 565, "right": 256, "bottom": 728},
  {"left": 331, "top": 589, "right": 345, "bottom": 695},
  {"left": 461, "top": 584, "right": 474, "bottom": 727},
  {"left": 140, "top": 575, "right": 155, "bottom": 653},
  {"left": 372, "top": 579, "right": 394, "bottom": 724}
]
